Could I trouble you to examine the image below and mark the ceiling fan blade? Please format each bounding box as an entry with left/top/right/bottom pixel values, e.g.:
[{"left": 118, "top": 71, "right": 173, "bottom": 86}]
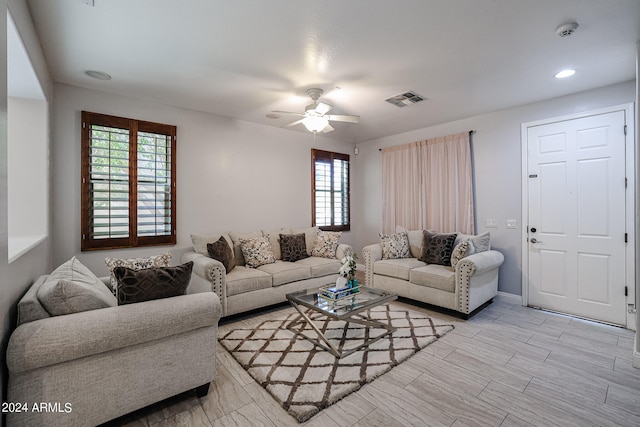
[
  {"left": 327, "top": 114, "right": 360, "bottom": 123},
  {"left": 285, "top": 119, "right": 304, "bottom": 128},
  {"left": 271, "top": 110, "right": 306, "bottom": 117},
  {"left": 314, "top": 102, "right": 333, "bottom": 115},
  {"left": 322, "top": 123, "right": 334, "bottom": 133}
]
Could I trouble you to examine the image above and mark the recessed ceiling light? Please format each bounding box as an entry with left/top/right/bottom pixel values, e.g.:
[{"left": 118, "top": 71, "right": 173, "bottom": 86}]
[
  {"left": 554, "top": 69, "right": 576, "bottom": 79},
  {"left": 84, "top": 70, "right": 111, "bottom": 80}
]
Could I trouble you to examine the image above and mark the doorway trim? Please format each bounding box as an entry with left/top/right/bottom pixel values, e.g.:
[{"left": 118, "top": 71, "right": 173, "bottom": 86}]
[{"left": 520, "top": 103, "right": 636, "bottom": 330}]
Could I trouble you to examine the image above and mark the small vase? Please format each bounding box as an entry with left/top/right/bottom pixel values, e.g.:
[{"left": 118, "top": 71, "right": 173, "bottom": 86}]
[{"left": 348, "top": 278, "right": 359, "bottom": 293}]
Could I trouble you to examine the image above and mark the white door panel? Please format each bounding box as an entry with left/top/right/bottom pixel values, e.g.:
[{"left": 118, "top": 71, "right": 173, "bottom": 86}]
[{"left": 527, "top": 110, "right": 627, "bottom": 325}]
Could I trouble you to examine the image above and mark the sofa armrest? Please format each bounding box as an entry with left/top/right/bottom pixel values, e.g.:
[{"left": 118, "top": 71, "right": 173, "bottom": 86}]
[
  {"left": 457, "top": 250, "right": 505, "bottom": 277},
  {"left": 336, "top": 243, "right": 354, "bottom": 260},
  {"left": 455, "top": 250, "right": 504, "bottom": 314},
  {"left": 362, "top": 243, "right": 383, "bottom": 287},
  {"left": 182, "top": 251, "right": 226, "bottom": 298},
  {"left": 7, "top": 292, "right": 221, "bottom": 373}
]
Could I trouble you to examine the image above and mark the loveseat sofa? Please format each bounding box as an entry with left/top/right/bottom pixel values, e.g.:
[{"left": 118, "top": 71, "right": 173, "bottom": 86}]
[
  {"left": 182, "top": 226, "right": 353, "bottom": 317},
  {"left": 363, "top": 228, "right": 504, "bottom": 318},
  {"left": 7, "top": 262, "right": 221, "bottom": 427}
]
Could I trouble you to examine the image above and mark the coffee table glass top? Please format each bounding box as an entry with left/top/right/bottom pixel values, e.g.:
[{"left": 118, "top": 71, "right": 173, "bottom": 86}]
[{"left": 286, "top": 286, "right": 397, "bottom": 320}]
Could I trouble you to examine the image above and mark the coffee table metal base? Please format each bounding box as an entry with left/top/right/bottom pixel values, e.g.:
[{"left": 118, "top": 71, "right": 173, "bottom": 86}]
[{"left": 286, "top": 301, "right": 397, "bottom": 359}]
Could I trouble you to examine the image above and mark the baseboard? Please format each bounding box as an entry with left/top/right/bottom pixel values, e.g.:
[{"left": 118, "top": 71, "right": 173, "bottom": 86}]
[
  {"left": 496, "top": 291, "right": 523, "bottom": 305},
  {"left": 634, "top": 336, "right": 640, "bottom": 369}
]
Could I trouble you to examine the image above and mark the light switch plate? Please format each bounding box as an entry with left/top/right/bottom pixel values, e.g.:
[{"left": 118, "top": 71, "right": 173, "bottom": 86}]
[
  {"left": 506, "top": 219, "right": 517, "bottom": 229},
  {"left": 485, "top": 218, "right": 498, "bottom": 228}
]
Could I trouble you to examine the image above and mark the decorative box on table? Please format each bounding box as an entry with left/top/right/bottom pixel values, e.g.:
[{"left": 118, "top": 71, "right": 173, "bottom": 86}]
[{"left": 319, "top": 280, "right": 360, "bottom": 304}]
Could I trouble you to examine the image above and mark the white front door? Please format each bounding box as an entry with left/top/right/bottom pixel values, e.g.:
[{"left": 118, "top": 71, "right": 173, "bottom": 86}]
[{"left": 526, "top": 109, "right": 628, "bottom": 326}]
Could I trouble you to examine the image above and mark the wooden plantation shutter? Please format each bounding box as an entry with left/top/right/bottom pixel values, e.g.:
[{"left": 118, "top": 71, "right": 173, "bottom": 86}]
[
  {"left": 81, "top": 111, "right": 176, "bottom": 250},
  {"left": 312, "top": 149, "right": 350, "bottom": 231}
]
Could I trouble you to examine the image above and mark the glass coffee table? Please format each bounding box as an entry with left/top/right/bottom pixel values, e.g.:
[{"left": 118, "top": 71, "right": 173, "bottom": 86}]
[{"left": 285, "top": 286, "right": 398, "bottom": 358}]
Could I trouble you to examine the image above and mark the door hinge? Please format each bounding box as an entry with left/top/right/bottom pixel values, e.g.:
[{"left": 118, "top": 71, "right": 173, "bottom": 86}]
[
  {"left": 625, "top": 286, "right": 628, "bottom": 297},
  {"left": 625, "top": 233, "right": 628, "bottom": 243},
  {"left": 624, "top": 125, "right": 627, "bottom": 135},
  {"left": 625, "top": 177, "right": 628, "bottom": 188}
]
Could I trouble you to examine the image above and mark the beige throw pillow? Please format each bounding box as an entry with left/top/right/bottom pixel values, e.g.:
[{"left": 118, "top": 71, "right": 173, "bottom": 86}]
[
  {"left": 38, "top": 257, "right": 117, "bottom": 316},
  {"left": 311, "top": 231, "right": 342, "bottom": 258},
  {"left": 239, "top": 236, "right": 276, "bottom": 268}
]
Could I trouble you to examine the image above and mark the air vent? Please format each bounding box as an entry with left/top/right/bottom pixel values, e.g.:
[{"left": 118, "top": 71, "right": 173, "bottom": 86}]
[{"left": 385, "top": 91, "right": 426, "bottom": 107}]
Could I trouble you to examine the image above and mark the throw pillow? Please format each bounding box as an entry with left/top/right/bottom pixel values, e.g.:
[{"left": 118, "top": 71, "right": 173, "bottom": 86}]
[
  {"left": 207, "top": 236, "right": 236, "bottom": 273},
  {"left": 310, "top": 231, "right": 342, "bottom": 258},
  {"left": 379, "top": 231, "right": 411, "bottom": 259},
  {"left": 37, "top": 257, "right": 117, "bottom": 316},
  {"left": 105, "top": 253, "right": 172, "bottom": 297},
  {"left": 279, "top": 233, "right": 309, "bottom": 262},
  {"left": 455, "top": 231, "right": 491, "bottom": 253},
  {"left": 239, "top": 236, "right": 276, "bottom": 268},
  {"left": 191, "top": 233, "right": 233, "bottom": 256},
  {"left": 419, "top": 231, "right": 458, "bottom": 266},
  {"left": 113, "top": 262, "right": 193, "bottom": 305},
  {"left": 450, "top": 240, "right": 474, "bottom": 268}
]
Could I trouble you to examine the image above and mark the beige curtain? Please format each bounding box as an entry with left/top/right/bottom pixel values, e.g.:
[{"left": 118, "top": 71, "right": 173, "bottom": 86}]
[{"left": 381, "top": 132, "right": 474, "bottom": 234}]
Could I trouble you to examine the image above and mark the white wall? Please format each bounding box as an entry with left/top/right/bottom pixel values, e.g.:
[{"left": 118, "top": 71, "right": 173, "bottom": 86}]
[
  {"left": 1, "top": 0, "right": 53, "bottom": 416},
  {"left": 7, "top": 96, "right": 48, "bottom": 259},
  {"left": 51, "top": 83, "right": 356, "bottom": 276},
  {"left": 353, "top": 81, "right": 635, "bottom": 296}
]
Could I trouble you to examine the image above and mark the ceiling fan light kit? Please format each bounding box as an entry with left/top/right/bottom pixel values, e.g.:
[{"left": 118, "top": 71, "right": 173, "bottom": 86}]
[{"left": 273, "top": 88, "right": 359, "bottom": 133}]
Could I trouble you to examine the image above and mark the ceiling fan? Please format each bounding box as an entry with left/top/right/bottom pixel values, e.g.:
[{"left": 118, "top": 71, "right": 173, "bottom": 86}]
[{"left": 273, "top": 88, "right": 360, "bottom": 133}]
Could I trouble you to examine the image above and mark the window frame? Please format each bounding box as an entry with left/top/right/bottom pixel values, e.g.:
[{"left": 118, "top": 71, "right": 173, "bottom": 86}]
[
  {"left": 311, "top": 149, "right": 350, "bottom": 232},
  {"left": 81, "top": 111, "right": 177, "bottom": 251}
]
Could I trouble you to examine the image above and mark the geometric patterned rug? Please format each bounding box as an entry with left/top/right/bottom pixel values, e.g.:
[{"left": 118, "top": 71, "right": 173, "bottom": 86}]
[{"left": 219, "top": 303, "right": 454, "bottom": 422}]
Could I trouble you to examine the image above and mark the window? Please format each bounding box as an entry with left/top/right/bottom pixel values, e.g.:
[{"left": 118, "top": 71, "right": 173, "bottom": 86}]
[
  {"left": 312, "top": 149, "right": 350, "bottom": 231},
  {"left": 81, "top": 111, "right": 176, "bottom": 250}
]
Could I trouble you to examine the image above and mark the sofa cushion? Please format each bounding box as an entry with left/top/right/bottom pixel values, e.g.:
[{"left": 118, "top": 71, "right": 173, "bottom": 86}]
[
  {"left": 291, "top": 226, "right": 319, "bottom": 255},
  {"left": 229, "top": 230, "right": 263, "bottom": 266},
  {"left": 207, "top": 236, "right": 236, "bottom": 273},
  {"left": 380, "top": 231, "right": 411, "bottom": 259},
  {"left": 295, "top": 256, "right": 341, "bottom": 278},
  {"left": 409, "top": 264, "right": 456, "bottom": 293},
  {"left": 310, "top": 230, "right": 341, "bottom": 258},
  {"left": 455, "top": 231, "right": 491, "bottom": 253},
  {"left": 396, "top": 226, "right": 425, "bottom": 258},
  {"left": 280, "top": 233, "right": 310, "bottom": 262},
  {"left": 373, "top": 258, "right": 427, "bottom": 281},
  {"left": 450, "top": 240, "right": 473, "bottom": 268},
  {"left": 105, "top": 252, "right": 172, "bottom": 296},
  {"left": 419, "top": 231, "right": 458, "bottom": 266},
  {"left": 257, "top": 261, "right": 311, "bottom": 287},
  {"left": 226, "top": 266, "right": 273, "bottom": 296},
  {"left": 239, "top": 236, "right": 276, "bottom": 268},
  {"left": 264, "top": 228, "right": 291, "bottom": 260},
  {"left": 38, "top": 257, "right": 117, "bottom": 316},
  {"left": 114, "top": 262, "right": 193, "bottom": 305}
]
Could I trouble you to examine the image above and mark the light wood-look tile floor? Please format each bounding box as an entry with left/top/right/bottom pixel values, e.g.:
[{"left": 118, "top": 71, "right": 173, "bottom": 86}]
[{"left": 106, "top": 297, "right": 640, "bottom": 426}]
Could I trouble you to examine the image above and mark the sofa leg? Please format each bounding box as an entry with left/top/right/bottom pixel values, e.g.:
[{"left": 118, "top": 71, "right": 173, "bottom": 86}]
[{"left": 195, "top": 383, "right": 210, "bottom": 398}]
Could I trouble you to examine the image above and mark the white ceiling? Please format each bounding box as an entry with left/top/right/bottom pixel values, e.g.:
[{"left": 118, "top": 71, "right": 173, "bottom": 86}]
[{"left": 26, "top": 0, "right": 640, "bottom": 143}]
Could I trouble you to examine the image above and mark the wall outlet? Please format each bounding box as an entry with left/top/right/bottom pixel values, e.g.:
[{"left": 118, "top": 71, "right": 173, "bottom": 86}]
[
  {"left": 485, "top": 218, "right": 498, "bottom": 228},
  {"left": 506, "top": 219, "right": 517, "bottom": 229}
]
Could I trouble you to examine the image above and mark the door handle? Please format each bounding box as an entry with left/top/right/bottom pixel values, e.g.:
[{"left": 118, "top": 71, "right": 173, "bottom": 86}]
[{"left": 530, "top": 238, "right": 543, "bottom": 244}]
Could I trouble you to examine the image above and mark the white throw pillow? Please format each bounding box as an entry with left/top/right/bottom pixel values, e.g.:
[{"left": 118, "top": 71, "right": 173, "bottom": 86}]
[
  {"left": 379, "top": 231, "right": 411, "bottom": 259},
  {"left": 38, "top": 257, "right": 117, "bottom": 316},
  {"left": 239, "top": 236, "right": 276, "bottom": 268},
  {"left": 311, "top": 231, "right": 342, "bottom": 258}
]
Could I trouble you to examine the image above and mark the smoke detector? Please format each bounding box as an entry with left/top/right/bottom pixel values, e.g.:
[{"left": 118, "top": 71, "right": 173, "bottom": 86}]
[{"left": 555, "top": 22, "right": 579, "bottom": 38}]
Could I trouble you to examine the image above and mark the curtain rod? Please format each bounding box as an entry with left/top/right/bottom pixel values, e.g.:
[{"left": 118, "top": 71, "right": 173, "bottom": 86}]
[{"left": 378, "top": 130, "right": 475, "bottom": 151}]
